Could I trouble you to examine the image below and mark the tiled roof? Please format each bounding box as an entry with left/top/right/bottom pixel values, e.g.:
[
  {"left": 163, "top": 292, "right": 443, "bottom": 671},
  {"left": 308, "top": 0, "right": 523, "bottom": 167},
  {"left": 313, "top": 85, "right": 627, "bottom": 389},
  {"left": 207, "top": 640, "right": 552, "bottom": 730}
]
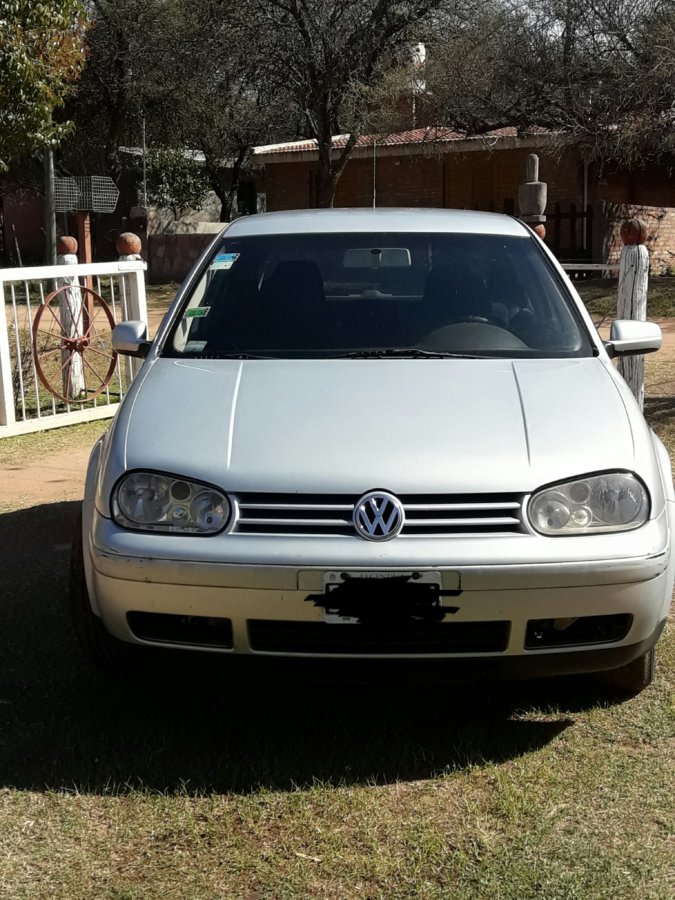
[{"left": 253, "top": 126, "right": 549, "bottom": 156}]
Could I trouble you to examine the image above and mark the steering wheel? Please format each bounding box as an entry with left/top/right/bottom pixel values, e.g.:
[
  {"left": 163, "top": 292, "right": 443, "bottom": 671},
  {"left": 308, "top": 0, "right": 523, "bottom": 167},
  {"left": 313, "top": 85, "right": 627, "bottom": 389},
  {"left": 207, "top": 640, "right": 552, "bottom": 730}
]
[
  {"left": 418, "top": 321, "right": 529, "bottom": 352},
  {"left": 459, "top": 315, "right": 492, "bottom": 325}
]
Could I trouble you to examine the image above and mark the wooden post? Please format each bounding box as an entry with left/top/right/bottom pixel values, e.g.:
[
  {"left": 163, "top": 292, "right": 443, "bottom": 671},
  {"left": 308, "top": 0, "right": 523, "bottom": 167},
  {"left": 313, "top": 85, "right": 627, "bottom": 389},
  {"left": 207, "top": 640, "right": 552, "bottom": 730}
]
[
  {"left": 57, "top": 236, "right": 86, "bottom": 400},
  {"left": 76, "top": 210, "right": 94, "bottom": 298},
  {"left": 617, "top": 218, "right": 650, "bottom": 410}
]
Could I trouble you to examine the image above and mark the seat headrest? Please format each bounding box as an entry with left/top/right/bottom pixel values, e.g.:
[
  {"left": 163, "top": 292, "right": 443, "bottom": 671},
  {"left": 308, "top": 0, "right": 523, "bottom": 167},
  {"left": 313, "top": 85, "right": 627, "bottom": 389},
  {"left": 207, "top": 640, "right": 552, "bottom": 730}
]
[{"left": 261, "top": 260, "right": 325, "bottom": 306}]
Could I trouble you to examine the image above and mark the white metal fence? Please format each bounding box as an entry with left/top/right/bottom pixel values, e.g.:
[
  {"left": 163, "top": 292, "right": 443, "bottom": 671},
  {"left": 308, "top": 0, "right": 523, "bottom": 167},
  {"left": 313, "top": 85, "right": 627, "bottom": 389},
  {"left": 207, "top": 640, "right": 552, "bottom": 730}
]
[{"left": 0, "top": 260, "right": 147, "bottom": 438}]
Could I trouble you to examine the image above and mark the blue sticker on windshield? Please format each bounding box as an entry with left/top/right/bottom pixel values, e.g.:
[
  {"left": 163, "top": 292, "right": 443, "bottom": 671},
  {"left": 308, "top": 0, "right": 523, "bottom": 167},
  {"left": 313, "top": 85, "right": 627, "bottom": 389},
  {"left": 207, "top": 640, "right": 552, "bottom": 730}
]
[{"left": 211, "top": 252, "right": 240, "bottom": 271}]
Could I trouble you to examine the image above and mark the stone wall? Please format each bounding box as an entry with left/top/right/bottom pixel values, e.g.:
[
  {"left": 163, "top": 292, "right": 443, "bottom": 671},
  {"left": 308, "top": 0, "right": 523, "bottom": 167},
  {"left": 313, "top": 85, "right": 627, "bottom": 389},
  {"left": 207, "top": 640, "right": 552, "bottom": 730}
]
[
  {"left": 148, "top": 232, "right": 221, "bottom": 284},
  {"left": 603, "top": 203, "right": 675, "bottom": 274}
]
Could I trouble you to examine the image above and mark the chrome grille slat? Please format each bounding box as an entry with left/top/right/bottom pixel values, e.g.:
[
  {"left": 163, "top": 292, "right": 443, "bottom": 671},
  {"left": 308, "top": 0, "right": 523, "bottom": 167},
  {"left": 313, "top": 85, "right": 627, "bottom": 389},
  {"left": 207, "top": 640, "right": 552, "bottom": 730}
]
[
  {"left": 234, "top": 493, "right": 525, "bottom": 536},
  {"left": 404, "top": 502, "right": 522, "bottom": 511},
  {"left": 238, "top": 517, "right": 354, "bottom": 527},
  {"left": 404, "top": 517, "right": 521, "bottom": 527},
  {"left": 239, "top": 503, "right": 354, "bottom": 511}
]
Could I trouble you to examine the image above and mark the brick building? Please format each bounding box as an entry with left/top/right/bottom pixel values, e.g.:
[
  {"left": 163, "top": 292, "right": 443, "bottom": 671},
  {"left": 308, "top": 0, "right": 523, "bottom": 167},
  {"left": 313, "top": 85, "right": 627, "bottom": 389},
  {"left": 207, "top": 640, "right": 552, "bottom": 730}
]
[{"left": 253, "top": 128, "right": 675, "bottom": 272}]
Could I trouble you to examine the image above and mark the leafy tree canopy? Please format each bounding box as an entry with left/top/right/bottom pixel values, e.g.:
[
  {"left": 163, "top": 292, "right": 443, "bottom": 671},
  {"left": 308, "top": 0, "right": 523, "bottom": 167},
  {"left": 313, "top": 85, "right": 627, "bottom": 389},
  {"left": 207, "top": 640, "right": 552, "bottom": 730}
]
[
  {"left": 139, "top": 148, "right": 212, "bottom": 216},
  {"left": 0, "top": 0, "right": 87, "bottom": 170}
]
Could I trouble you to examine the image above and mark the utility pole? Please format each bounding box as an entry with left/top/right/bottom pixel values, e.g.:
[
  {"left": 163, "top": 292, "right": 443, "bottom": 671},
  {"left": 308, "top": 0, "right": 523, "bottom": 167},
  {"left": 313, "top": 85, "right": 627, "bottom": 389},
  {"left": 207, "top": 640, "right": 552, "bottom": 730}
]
[
  {"left": 142, "top": 115, "right": 148, "bottom": 207},
  {"left": 43, "top": 146, "right": 57, "bottom": 265}
]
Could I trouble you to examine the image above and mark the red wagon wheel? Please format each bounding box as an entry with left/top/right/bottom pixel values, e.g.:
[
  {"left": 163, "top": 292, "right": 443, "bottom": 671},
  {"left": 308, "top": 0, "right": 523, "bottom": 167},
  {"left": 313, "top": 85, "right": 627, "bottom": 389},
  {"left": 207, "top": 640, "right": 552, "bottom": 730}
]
[{"left": 32, "top": 285, "right": 118, "bottom": 404}]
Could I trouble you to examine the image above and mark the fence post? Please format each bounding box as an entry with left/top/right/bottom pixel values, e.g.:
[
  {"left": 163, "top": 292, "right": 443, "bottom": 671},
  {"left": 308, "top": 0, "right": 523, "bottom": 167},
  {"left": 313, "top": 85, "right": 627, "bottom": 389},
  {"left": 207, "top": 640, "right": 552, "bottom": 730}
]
[
  {"left": 117, "top": 233, "right": 148, "bottom": 379},
  {"left": 617, "top": 218, "right": 650, "bottom": 410},
  {"left": 57, "top": 235, "right": 86, "bottom": 399},
  {"left": 0, "top": 278, "right": 16, "bottom": 427}
]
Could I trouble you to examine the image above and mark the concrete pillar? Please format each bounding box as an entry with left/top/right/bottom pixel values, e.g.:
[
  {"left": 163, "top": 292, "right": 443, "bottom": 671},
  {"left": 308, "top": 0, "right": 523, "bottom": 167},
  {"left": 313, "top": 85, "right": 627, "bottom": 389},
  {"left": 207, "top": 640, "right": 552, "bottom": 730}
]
[{"left": 518, "top": 153, "right": 547, "bottom": 240}]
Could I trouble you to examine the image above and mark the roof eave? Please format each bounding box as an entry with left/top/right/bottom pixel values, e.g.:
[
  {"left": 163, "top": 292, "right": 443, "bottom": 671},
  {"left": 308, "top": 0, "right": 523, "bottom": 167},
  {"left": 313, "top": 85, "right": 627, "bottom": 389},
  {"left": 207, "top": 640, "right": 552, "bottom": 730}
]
[{"left": 253, "top": 132, "right": 564, "bottom": 165}]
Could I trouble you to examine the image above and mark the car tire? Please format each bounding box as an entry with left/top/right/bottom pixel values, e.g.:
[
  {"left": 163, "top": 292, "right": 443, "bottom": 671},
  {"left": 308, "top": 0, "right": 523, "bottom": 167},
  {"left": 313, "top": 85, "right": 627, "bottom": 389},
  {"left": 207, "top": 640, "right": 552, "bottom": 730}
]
[
  {"left": 598, "top": 648, "right": 655, "bottom": 696},
  {"left": 70, "top": 509, "right": 141, "bottom": 675}
]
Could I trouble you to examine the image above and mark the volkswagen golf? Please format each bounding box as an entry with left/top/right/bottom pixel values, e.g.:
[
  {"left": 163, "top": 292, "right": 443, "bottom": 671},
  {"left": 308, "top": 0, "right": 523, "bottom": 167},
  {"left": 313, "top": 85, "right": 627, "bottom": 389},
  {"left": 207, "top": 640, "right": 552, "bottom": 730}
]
[{"left": 72, "top": 208, "right": 674, "bottom": 694}]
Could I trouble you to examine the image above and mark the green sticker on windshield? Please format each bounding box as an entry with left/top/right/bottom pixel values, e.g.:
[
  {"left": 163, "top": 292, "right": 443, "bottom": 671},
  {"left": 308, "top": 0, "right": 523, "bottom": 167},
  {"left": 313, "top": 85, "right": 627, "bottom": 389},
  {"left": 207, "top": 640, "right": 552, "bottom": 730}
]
[{"left": 184, "top": 306, "right": 210, "bottom": 319}]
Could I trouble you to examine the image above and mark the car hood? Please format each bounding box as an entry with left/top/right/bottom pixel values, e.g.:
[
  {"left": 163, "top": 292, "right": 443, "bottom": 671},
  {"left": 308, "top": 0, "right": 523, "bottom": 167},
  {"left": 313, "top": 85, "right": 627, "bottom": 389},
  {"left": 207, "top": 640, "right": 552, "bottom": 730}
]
[{"left": 118, "top": 357, "right": 634, "bottom": 494}]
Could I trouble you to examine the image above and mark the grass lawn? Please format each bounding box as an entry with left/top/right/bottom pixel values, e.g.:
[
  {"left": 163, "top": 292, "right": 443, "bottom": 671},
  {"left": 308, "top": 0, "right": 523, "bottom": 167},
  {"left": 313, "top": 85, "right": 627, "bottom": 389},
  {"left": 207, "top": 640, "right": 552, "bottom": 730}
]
[
  {"left": 0, "top": 287, "right": 673, "bottom": 898},
  {"left": 576, "top": 276, "right": 675, "bottom": 321}
]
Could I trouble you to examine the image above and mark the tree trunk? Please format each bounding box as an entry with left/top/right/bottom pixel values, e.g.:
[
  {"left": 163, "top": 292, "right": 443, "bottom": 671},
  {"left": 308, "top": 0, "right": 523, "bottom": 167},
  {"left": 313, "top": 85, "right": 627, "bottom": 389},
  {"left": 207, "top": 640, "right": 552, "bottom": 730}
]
[
  {"left": 316, "top": 139, "right": 334, "bottom": 208},
  {"left": 208, "top": 148, "right": 249, "bottom": 222}
]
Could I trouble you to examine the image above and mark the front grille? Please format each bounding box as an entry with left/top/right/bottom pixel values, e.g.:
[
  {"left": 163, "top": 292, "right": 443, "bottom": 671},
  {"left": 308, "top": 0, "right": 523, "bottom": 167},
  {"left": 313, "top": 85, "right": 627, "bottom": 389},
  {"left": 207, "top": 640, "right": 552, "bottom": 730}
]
[
  {"left": 234, "top": 492, "right": 524, "bottom": 537},
  {"left": 248, "top": 619, "right": 510, "bottom": 655}
]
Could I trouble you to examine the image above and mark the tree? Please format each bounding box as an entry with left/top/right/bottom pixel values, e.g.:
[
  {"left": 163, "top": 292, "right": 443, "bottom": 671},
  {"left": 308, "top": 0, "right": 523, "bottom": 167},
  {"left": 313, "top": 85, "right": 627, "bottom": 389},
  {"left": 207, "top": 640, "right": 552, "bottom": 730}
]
[
  {"left": 64, "top": 0, "right": 291, "bottom": 220},
  {"left": 425, "top": 0, "right": 675, "bottom": 168},
  {"left": 0, "top": 0, "right": 87, "bottom": 170},
  {"left": 257, "top": 0, "right": 456, "bottom": 207},
  {"left": 140, "top": 148, "right": 211, "bottom": 218},
  {"left": 141, "top": 0, "right": 292, "bottom": 221},
  {"left": 60, "top": 0, "right": 164, "bottom": 183}
]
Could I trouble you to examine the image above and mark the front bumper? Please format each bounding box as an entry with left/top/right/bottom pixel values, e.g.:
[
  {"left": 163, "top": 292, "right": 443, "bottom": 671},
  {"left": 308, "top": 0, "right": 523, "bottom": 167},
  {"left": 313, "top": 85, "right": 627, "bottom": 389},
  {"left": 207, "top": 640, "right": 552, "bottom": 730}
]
[{"left": 85, "top": 505, "right": 674, "bottom": 670}]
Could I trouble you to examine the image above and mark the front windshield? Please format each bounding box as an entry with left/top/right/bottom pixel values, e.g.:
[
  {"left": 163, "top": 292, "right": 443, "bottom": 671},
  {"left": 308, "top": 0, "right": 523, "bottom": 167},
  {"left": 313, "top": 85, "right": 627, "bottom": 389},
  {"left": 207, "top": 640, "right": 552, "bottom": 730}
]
[{"left": 165, "top": 231, "right": 592, "bottom": 359}]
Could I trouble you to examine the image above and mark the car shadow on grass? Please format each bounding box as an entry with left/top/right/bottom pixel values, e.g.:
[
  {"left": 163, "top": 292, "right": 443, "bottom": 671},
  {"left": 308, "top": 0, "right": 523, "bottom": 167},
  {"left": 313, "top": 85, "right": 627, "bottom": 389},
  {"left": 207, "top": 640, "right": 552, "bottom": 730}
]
[
  {"left": 0, "top": 501, "right": 616, "bottom": 796},
  {"left": 645, "top": 395, "right": 675, "bottom": 426}
]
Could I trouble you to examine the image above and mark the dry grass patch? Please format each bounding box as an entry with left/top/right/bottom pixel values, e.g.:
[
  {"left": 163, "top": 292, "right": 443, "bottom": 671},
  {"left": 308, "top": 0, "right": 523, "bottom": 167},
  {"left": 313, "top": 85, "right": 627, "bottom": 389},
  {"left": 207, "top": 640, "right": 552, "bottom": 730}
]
[
  {"left": 0, "top": 420, "right": 108, "bottom": 469},
  {"left": 576, "top": 277, "right": 675, "bottom": 320}
]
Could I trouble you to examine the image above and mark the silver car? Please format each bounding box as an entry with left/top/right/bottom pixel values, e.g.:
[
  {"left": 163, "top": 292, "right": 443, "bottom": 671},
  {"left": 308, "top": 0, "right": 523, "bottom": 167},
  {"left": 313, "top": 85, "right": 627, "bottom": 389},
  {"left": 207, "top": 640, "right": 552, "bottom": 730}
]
[{"left": 72, "top": 209, "right": 674, "bottom": 694}]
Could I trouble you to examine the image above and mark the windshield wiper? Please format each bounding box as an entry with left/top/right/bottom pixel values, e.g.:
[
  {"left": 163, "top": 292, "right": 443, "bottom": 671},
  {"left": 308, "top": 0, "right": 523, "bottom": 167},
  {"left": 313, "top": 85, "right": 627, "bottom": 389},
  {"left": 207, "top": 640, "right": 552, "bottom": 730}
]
[{"left": 333, "top": 348, "right": 488, "bottom": 359}]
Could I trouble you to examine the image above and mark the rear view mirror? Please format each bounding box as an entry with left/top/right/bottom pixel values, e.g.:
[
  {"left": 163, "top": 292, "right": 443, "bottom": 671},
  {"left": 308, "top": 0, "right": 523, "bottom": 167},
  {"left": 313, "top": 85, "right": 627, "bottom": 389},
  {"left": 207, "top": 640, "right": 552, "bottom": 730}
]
[
  {"left": 605, "top": 319, "right": 662, "bottom": 358},
  {"left": 113, "top": 321, "right": 151, "bottom": 358},
  {"left": 343, "top": 248, "right": 411, "bottom": 269}
]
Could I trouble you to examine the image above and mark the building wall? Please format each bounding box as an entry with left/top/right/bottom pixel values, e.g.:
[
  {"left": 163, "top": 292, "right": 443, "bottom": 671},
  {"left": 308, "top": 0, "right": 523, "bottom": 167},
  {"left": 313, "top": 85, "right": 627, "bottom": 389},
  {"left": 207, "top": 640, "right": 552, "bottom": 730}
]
[
  {"left": 265, "top": 162, "right": 311, "bottom": 210},
  {"left": 264, "top": 146, "right": 587, "bottom": 216},
  {"left": 603, "top": 203, "right": 675, "bottom": 274},
  {"left": 262, "top": 147, "right": 675, "bottom": 269},
  {"left": 1, "top": 188, "right": 45, "bottom": 264}
]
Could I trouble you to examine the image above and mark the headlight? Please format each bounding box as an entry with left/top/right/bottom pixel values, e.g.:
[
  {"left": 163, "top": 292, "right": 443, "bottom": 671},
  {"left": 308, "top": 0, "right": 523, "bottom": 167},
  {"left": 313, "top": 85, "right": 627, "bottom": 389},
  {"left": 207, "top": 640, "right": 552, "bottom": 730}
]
[
  {"left": 113, "top": 472, "right": 230, "bottom": 534},
  {"left": 528, "top": 473, "right": 649, "bottom": 536}
]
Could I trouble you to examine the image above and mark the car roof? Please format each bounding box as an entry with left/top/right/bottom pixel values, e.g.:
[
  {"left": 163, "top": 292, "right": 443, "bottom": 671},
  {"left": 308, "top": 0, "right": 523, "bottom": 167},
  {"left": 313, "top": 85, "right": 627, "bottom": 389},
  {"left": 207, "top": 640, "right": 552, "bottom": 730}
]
[{"left": 224, "top": 208, "right": 530, "bottom": 238}]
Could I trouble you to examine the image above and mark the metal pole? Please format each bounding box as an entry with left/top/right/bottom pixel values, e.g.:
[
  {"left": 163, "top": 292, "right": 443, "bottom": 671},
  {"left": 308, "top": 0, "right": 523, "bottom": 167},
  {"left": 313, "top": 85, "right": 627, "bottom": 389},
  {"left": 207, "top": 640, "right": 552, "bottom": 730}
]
[
  {"left": 372, "top": 140, "right": 377, "bottom": 208},
  {"left": 142, "top": 115, "right": 148, "bottom": 207},
  {"left": 582, "top": 160, "right": 589, "bottom": 250},
  {"left": 43, "top": 147, "right": 57, "bottom": 265}
]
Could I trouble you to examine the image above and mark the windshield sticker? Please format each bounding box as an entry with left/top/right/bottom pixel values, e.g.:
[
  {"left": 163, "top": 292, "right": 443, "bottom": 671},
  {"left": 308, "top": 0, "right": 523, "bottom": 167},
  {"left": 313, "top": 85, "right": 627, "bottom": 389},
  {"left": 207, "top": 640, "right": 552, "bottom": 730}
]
[
  {"left": 184, "top": 306, "right": 210, "bottom": 319},
  {"left": 185, "top": 340, "right": 207, "bottom": 352},
  {"left": 211, "top": 252, "right": 240, "bottom": 271}
]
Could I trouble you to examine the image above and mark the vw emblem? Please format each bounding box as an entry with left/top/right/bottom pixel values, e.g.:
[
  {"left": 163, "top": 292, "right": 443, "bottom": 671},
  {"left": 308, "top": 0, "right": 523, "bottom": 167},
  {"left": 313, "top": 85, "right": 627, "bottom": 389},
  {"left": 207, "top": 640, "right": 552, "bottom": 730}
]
[{"left": 353, "top": 491, "right": 405, "bottom": 541}]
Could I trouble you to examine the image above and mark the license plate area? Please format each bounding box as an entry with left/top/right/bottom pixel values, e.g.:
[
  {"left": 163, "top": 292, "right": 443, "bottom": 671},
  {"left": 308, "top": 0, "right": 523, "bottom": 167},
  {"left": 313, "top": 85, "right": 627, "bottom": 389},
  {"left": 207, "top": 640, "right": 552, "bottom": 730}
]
[{"left": 321, "top": 571, "right": 450, "bottom": 625}]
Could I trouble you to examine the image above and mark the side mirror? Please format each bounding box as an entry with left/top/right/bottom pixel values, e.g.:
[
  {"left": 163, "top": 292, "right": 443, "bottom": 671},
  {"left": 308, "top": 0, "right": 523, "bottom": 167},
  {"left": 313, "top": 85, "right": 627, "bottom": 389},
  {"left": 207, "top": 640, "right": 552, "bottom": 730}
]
[
  {"left": 112, "top": 321, "right": 151, "bottom": 358},
  {"left": 605, "top": 319, "right": 662, "bottom": 358}
]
